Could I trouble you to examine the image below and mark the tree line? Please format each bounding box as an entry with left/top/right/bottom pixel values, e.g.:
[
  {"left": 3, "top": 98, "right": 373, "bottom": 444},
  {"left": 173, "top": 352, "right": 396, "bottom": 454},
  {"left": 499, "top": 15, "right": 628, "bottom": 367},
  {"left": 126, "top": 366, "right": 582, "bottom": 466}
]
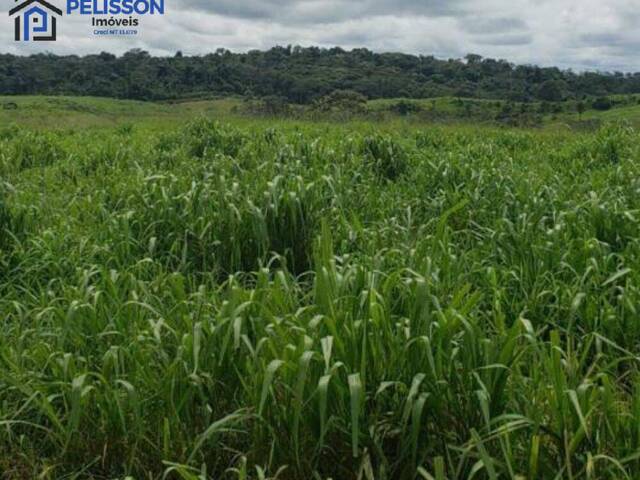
[{"left": 1, "top": 46, "right": 640, "bottom": 103}]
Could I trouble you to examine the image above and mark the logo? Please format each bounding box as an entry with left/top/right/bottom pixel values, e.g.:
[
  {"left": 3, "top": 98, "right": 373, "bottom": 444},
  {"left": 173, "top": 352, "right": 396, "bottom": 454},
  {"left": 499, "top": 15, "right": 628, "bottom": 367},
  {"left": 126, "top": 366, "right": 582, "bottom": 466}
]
[
  {"left": 10, "top": 0, "right": 62, "bottom": 41},
  {"left": 66, "top": 0, "right": 164, "bottom": 37}
]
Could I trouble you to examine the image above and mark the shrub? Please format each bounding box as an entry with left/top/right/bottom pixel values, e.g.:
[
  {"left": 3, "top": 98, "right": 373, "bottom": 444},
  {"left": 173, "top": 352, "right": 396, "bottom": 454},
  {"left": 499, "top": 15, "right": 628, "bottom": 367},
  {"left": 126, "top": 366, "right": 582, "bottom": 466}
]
[
  {"left": 391, "top": 100, "right": 422, "bottom": 116},
  {"left": 592, "top": 96, "right": 613, "bottom": 111},
  {"left": 259, "top": 96, "right": 291, "bottom": 116},
  {"left": 311, "top": 90, "right": 367, "bottom": 116}
]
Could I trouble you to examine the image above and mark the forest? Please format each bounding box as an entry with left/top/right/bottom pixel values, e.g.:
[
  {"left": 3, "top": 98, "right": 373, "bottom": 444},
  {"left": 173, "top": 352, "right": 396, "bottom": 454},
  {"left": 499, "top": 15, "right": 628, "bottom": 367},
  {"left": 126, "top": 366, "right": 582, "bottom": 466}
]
[{"left": 2, "top": 46, "right": 640, "bottom": 103}]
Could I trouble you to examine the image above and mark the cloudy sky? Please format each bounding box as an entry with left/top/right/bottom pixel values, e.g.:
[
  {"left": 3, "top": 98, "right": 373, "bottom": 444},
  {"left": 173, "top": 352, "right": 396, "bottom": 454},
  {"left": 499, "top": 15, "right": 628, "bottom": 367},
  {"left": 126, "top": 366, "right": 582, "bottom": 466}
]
[{"left": 3, "top": 0, "right": 639, "bottom": 71}]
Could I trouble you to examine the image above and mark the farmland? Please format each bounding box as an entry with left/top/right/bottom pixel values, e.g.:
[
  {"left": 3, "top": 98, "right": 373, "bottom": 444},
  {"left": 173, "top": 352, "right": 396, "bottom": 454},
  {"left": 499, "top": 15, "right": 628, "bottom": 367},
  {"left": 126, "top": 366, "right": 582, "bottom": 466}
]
[{"left": 2, "top": 96, "right": 640, "bottom": 479}]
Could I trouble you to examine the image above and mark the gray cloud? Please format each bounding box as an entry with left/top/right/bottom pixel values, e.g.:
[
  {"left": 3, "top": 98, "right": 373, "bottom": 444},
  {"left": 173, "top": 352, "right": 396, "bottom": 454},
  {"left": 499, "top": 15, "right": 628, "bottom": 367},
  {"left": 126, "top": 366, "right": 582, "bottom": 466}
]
[
  {"left": 579, "top": 32, "right": 640, "bottom": 49},
  {"left": 178, "top": 0, "right": 471, "bottom": 23},
  {"left": 2, "top": 0, "right": 640, "bottom": 72},
  {"left": 460, "top": 17, "right": 529, "bottom": 35},
  {"left": 475, "top": 34, "right": 533, "bottom": 46}
]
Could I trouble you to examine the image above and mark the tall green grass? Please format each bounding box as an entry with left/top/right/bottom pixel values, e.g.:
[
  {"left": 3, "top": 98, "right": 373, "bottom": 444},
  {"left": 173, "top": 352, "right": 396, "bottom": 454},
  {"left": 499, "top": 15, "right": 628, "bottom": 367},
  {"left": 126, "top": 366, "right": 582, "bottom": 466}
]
[{"left": 1, "top": 118, "right": 640, "bottom": 479}]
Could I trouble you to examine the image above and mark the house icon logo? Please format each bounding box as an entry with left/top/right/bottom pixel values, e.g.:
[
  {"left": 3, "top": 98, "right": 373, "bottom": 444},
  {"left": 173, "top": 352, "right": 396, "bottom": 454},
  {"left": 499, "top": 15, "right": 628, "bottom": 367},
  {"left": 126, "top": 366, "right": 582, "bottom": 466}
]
[{"left": 9, "top": 0, "right": 62, "bottom": 41}]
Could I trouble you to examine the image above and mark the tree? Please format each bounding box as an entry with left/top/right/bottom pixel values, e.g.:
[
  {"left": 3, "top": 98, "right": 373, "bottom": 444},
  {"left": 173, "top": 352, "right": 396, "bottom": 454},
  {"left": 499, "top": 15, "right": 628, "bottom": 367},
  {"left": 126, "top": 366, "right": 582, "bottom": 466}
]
[
  {"left": 465, "top": 54, "right": 483, "bottom": 65},
  {"left": 0, "top": 48, "right": 638, "bottom": 103},
  {"left": 537, "top": 80, "right": 566, "bottom": 102}
]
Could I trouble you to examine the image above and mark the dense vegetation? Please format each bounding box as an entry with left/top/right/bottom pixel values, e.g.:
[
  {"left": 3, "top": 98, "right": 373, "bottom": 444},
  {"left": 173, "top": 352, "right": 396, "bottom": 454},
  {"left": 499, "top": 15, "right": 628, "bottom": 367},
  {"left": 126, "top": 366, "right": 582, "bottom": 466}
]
[
  {"left": 3, "top": 47, "right": 640, "bottom": 103},
  {"left": 2, "top": 101, "right": 640, "bottom": 478}
]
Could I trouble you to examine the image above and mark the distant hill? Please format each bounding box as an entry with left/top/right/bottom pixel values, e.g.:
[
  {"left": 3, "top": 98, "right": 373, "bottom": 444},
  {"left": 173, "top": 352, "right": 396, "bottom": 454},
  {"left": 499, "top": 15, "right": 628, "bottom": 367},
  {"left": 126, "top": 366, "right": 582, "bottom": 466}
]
[{"left": 2, "top": 47, "right": 640, "bottom": 104}]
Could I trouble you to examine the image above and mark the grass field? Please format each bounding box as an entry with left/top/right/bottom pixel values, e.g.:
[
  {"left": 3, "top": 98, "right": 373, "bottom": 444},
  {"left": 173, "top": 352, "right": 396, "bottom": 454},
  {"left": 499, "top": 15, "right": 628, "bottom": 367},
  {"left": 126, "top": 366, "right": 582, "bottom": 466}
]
[
  {"left": 2, "top": 97, "right": 640, "bottom": 479},
  {"left": 4, "top": 94, "right": 640, "bottom": 130},
  {"left": 0, "top": 96, "right": 242, "bottom": 130}
]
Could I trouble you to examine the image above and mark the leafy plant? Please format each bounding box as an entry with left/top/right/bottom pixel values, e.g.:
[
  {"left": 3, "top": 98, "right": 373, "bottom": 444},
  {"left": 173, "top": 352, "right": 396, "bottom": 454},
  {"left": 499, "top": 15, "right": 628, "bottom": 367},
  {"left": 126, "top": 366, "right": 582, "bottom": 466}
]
[
  {"left": 182, "top": 117, "right": 246, "bottom": 158},
  {"left": 361, "top": 134, "right": 407, "bottom": 180}
]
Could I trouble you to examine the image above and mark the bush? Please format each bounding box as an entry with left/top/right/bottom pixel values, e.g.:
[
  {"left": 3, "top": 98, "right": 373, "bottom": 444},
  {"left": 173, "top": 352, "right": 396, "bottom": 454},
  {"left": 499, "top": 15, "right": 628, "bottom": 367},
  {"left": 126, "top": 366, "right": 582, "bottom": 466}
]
[
  {"left": 592, "top": 97, "right": 613, "bottom": 111},
  {"left": 391, "top": 100, "right": 422, "bottom": 116},
  {"left": 258, "top": 96, "right": 291, "bottom": 116},
  {"left": 311, "top": 90, "right": 367, "bottom": 116}
]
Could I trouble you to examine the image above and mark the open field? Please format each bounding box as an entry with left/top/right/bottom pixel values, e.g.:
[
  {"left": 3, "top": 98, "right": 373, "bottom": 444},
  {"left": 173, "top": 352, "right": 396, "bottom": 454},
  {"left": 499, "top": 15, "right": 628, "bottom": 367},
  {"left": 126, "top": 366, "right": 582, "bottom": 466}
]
[
  {"left": 2, "top": 97, "right": 640, "bottom": 479},
  {"left": 4, "top": 94, "right": 640, "bottom": 130},
  {"left": 0, "top": 96, "right": 242, "bottom": 130}
]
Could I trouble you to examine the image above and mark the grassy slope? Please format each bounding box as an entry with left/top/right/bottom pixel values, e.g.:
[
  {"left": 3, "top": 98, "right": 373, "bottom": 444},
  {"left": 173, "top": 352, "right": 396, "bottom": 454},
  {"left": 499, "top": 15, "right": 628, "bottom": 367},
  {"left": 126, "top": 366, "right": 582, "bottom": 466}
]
[
  {"left": 4, "top": 94, "right": 640, "bottom": 130},
  {"left": 0, "top": 96, "right": 242, "bottom": 130},
  {"left": 582, "top": 103, "right": 640, "bottom": 122},
  {"left": 371, "top": 96, "right": 640, "bottom": 127}
]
